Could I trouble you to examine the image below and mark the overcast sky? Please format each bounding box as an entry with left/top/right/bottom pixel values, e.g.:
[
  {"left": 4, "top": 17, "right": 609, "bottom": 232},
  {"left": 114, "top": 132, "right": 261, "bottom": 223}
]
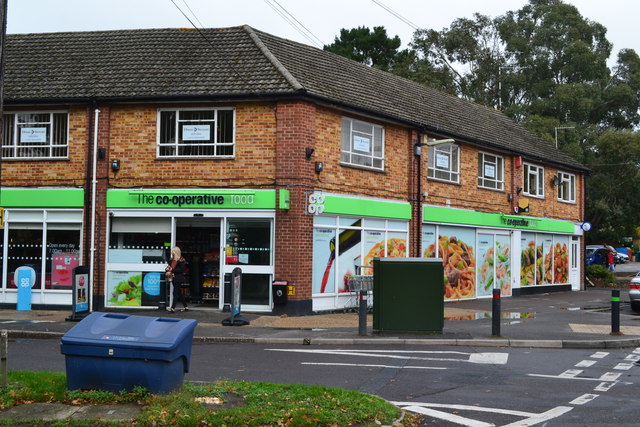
[{"left": 7, "top": 0, "right": 638, "bottom": 65}]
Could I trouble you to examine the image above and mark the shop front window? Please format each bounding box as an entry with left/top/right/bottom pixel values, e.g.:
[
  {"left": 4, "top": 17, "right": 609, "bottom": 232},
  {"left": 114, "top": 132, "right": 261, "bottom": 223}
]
[
  {"left": 7, "top": 225, "right": 44, "bottom": 289},
  {"left": 46, "top": 226, "right": 81, "bottom": 289},
  {"left": 109, "top": 217, "right": 171, "bottom": 265},
  {"left": 225, "top": 219, "right": 272, "bottom": 266}
]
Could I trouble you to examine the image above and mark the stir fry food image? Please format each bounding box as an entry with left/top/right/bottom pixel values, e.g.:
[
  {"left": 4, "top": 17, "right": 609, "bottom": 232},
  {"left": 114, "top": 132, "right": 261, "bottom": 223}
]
[{"left": 438, "top": 235, "right": 476, "bottom": 300}]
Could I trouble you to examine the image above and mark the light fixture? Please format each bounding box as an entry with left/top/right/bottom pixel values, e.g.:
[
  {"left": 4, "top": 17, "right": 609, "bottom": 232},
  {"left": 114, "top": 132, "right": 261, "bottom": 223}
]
[
  {"left": 552, "top": 175, "right": 559, "bottom": 186},
  {"left": 111, "top": 159, "right": 120, "bottom": 172},
  {"left": 507, "top": 193, "right": 513, "bottom": 202},
  {"left": 414, "top": 137, "right": 455, "bottom": 156},
  {"left": 315, "top": 161, "right": 323, "bottom": 173},
  {"left": 305, "top": 147, "right": 315, "bottom": 161}
]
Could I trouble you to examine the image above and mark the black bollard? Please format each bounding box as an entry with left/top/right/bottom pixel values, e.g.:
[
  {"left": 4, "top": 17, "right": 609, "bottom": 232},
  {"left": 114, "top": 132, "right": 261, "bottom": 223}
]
[
  {"left": 359, "top": 290, "right": 368, "bottom": 336},
  {"left": 611, "top": 289, "right": 621, "bottom": 335},
  {"left": 492, "top": 288, "right": 501, "bottom": 337}
]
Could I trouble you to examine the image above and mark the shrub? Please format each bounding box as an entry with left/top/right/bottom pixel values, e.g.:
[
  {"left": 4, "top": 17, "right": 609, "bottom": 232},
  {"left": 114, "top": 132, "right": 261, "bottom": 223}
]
[{"left": 586, "top": 264, "right": 616, "bottom": 282}]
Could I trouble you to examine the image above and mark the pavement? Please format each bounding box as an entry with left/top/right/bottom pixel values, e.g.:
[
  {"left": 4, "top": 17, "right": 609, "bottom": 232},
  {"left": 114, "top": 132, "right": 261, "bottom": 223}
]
[{"left": 0, "top": 276, "right": 639, "bottom": 423}]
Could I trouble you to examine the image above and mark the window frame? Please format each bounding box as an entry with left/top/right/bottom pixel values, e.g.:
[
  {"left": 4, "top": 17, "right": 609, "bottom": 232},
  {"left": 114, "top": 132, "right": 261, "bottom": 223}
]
[
  {"left": 557, "top": 171, "right": 576, "bottom": 203},
  {"left": 477, "top": 152, "right": 504, "bottom": 191},
  {"left": 2, "top": 111, "right": 69, "bottom": 159},
  {"left": 340, "top": 117, "right": 385, "bottom": 171},
  {"left": 427, "top": 143, "right": 460, "bottom": 183},
  {"left": 523, "top": 162, "right": 544, "bottom": 198},
  {"left": 156, "top": 107, "right": 236, "bottom": 159}
]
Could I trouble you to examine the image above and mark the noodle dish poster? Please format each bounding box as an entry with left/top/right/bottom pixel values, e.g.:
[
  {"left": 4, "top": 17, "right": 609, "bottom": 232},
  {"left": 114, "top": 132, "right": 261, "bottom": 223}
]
[{"left": 439, "top": 226, "right": 476, "bottom": 300}]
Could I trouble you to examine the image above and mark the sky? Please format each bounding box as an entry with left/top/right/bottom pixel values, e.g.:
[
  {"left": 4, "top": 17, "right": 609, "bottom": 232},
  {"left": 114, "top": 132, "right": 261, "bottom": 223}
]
[{"left": 6, "top": 0, "right": 639, "bottom": 66}]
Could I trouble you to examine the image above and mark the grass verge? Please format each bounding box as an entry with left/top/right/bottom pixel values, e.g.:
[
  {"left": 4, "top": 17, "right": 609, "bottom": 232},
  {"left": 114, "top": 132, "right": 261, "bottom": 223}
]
[{"left": 0, "top": 371, "right": 421, "bottom": 426}]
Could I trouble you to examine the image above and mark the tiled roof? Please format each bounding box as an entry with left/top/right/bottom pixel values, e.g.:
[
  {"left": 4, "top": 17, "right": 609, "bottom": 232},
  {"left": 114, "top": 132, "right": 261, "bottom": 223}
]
[{"left": 5, "top": 26, "right": 586, "bottom": 171}]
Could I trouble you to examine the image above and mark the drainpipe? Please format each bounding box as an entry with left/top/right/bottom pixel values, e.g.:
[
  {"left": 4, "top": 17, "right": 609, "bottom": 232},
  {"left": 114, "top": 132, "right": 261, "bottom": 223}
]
[{"left": 89, "top": 106, "right": 100, "bottom": 312}]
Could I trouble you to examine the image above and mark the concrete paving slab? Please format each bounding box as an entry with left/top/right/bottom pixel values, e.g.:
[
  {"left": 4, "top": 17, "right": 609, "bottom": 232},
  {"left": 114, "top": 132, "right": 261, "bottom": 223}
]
[{"left": 70, "top": 404, "right": 142, "bottom": 421}]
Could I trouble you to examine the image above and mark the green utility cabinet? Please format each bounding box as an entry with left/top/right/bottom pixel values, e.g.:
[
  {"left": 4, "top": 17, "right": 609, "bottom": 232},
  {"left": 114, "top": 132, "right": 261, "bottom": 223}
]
[{"left": 373, "top": 257, "right": 444, "bottom": 334}]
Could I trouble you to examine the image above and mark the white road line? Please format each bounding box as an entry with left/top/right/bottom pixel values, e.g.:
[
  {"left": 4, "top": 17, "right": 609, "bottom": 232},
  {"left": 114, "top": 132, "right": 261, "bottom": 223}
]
[
  {"left": 633, "top": 348, "right": 640, "bottom": 355},
  {"left": 570, "top": 394, "right": 599, "bottom": 405},
  {"left": 625, "top": 354, "right": 640, "bottom": 362},
  {"left": 575, "top": 360, "right": 597, "bottom": 368},
  {"left": 266, "top": 349, "right": 509, "bottom": 364},
  {"left": 560, "top": 369, "right": 583, "bottom": 378},
  {"left": 391, "top": 402, "right": 536, "bottom": 417},
  {"left": 600, "top": 372, "right": 622, "bottom": 382},
  {"left": 590, "top": 352, "right": 609, "bottom": 359},
  {"left": 401, "top": 405, "right": 494, "bottom": 427},
  {"left": 300, "top": 362, "right": 447, "bottom": 370},
  {"left": 501, "top": 406, "right": 573, "bottom": 427},
  {"left": 614, "top": 363, "right": 634, "bottom": 370},
  {"left": 595, "top": 382, "right": 616, "bottom": 392}
]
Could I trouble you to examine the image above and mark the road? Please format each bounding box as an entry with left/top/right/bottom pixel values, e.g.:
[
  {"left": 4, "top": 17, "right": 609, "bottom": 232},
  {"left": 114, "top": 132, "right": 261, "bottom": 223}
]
[{"left": 7, "top": 339, "right": 640, "bottom": 425}]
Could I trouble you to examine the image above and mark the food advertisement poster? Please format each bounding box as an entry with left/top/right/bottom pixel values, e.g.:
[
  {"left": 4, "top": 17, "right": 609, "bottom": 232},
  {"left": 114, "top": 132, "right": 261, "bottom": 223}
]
[
  {"left": 537, "top": 235, "right": 553, "bottom": 285},
  {"left": 312, "top": 228, "right": 336, "bottom": 294},
  {"left": 477, "top": 234, "right": 494, "bottom": 297},
  {"left": 107, "top": 271, "right": 142, "bottom": 306},
  {"left": 553, "top": 236, "right": 570, "bottom": 284},
  {"left": 363, "top": 231, "right": 384, "bottom": 275},
  {"left": 336, "top": 230, "right": 361, "bottom": 293},
  {"left": 141, "top": 272, "right": 161, "bottom": 306},
  {"left": 422, "top": 224, "right": 437, "bottom": 258},
  {"left": 439, "top": 226, "right": 476, "bottom": 300},
  {"left": 520, "top": 233, "right": 536, "bottom": 286},
  {"left": 495, "top": 235, "right": 511, "bottom": 296}
]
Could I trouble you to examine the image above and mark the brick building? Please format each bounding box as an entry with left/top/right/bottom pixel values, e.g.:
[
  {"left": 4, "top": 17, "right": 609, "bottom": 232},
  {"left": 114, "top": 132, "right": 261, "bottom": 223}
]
[{"left": 0, "top": 26, "right": 588, "bottom": 314}]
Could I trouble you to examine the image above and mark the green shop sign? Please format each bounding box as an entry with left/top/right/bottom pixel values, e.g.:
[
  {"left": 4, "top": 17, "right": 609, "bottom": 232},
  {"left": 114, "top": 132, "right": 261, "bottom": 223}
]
[
  {"left": 0, "top": 188, "right": 84, "bottom": 208},
  {"left": 107, "top": 189, "right": 276, "bottom": 209},
  {"left": 423, "top": 205, "right": 574, "bottom": 233},
  {"left": 308, "top": 192, "right": 411, "bottom": 220}
]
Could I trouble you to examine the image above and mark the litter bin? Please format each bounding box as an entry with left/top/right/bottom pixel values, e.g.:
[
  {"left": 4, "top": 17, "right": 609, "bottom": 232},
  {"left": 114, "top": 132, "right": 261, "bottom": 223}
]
[
  {"left": 272, "top": 280, "right": 288, "bottom": 305},
  {"left": 60, "top": 312, "right": 197, "bottom": 394}
]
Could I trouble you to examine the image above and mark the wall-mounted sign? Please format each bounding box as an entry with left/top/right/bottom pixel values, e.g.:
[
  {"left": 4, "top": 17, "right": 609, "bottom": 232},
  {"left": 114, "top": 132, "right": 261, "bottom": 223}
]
[
  {"left": 308, "top": 192, "right": 325, "bottom": 215},
  {"left": 20, "top": 127, "right": 47, "bottom": 143},
  {"left": 353, "top": 135, "right": 371, "bottom": 153},
  {"left": 182, "top": 125, "right": 211, "bottom": 141}
]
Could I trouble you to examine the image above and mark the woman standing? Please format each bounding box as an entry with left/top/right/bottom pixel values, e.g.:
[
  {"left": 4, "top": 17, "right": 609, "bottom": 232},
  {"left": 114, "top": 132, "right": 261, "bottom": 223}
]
[{"left": 165, "top": 246, "right": 189, "bottom": 312}]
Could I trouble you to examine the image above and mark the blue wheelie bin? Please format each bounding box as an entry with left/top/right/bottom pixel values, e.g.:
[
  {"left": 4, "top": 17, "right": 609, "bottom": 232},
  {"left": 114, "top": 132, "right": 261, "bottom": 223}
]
[{"left": 60, "top": 312, "right": 197, "bottom": 394}]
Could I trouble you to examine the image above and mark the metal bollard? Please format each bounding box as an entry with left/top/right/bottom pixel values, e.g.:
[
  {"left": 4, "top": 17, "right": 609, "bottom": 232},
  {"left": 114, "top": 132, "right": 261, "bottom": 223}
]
[
  {"left": 611, "top": 289, "right": 621, "bottom": 335},
  {"left": 0, "top": 330, "right": 7, "bottom": 387},
  {"left": 492, "top": 288, "right": 501, "bottom": 337},
  {"left": 359, "top": 290, "right": 368, "bottom": 336}
]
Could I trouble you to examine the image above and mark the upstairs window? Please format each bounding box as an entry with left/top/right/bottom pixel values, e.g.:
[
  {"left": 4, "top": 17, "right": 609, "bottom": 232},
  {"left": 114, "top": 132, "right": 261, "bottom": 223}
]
[
  {"left": 340, "top": 117, "right": 384, "bottom": 171},
  {"left": 158, "top": 108, "right": 235, "bottom": 158},
  {"left": 523, "top": 163, "right": 544, "bottom": 198},
  {"left": 478, "top": 152, "right": 504, "bottom": 190},
  {"left": 2, "top": 112, "right": 68, "bottom": 159},
  {"left": 428, "top": 143, "right": 459, "bottom": 183},
  {"left": 557, "top": 171, "right": 576, "bottom": 203}
]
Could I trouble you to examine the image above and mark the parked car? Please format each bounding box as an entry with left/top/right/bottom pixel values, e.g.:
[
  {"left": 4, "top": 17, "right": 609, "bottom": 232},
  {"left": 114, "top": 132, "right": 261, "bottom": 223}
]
[
  {"left": 629, "top": 272, "right": 640, "bottom": 312},
  {"left": 615, "top": 251, "right": 629, "bottom": 264},
  {"left": 585, "top": 245, "right": 610, "bottom": 266}
]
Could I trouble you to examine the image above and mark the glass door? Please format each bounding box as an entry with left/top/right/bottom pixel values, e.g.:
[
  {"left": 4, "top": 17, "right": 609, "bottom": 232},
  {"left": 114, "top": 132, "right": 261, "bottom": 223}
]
[{"left": 222, "top": 218, "right": 274, "bottom": 311}]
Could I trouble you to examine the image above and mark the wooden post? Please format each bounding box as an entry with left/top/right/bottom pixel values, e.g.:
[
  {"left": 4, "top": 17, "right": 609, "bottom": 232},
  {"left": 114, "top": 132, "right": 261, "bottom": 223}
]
[{"left": 0, "top": 330, "right": 7, "bottom": 387}]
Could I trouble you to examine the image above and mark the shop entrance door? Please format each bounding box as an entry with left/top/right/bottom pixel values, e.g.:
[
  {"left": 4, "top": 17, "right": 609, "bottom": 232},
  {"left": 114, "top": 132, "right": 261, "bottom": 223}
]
[
  {"left": 175, "top": 218, "right": 221, "bottom": 307},
  {"left": 570, "top": 237, "right": 580, "bottom": 290}
]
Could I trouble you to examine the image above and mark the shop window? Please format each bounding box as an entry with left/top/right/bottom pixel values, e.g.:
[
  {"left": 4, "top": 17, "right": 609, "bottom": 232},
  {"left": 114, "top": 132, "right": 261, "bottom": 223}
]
[
  {"left": 523, "top": 163, "right": 544, "bottom": 198},
  {"left": 340, "top": 117, "right": 384, "bottom": 171},
  {"left": 157, "top": 108, "right": 235, "bottom": 158},
  {"left": 109, "top": 217, "right": 171, "bottom": 264},
  {"left": 2, "top": 112, "right": 68, "bottom": 159},
  {"left": 478, "top": 152, "right": 504, "bottom": 190},
  {"left": 428, "top": 143, "right": 459, "bottom": 183},
  {"left": 557, "top": 171, "right": 576, "bottom": 203},
  {"left": 7, "top": 225, "right": 44, "bottom": 289},
  {"left": 46, "top": 225, "right": 81, "bottom": 289},
  {"left": 225, "top": 219, "right": 272, "bottom": 266}
]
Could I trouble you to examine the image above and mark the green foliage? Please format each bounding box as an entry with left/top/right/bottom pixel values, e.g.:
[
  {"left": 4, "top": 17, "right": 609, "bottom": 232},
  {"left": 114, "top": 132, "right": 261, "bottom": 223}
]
[
  {"left": 323, "top": 26, "right": 403, "bottom": 72},
  {"left": 585, "top": 264, "right": 616, "bottom": 281}
]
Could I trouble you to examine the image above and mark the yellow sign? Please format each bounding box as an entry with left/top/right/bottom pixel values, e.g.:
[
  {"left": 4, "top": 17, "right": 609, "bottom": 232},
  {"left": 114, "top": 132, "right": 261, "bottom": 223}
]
[
  {"left": 287, "top": 285, "right": 296, "bottom": 296},
  {"left": 0, "top": 207, "right": 4, "bottom": 228}
]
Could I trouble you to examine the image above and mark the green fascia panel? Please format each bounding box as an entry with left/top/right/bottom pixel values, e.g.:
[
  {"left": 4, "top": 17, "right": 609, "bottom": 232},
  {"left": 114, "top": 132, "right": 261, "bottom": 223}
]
[
  {"left": 107, "top": 189, "right": 276, "bottom": 209},
  {"left": 0, "top": 188, "right": 84, "bottom": 208},
  {"left": 423, "top": 205, "right": 575, "bottom": 233},
  {"left": 278, "top": 189, "right": 290, "bottom": 210},
  {"left": 324, "top": 195, "right": 411, "bottom": 220}
]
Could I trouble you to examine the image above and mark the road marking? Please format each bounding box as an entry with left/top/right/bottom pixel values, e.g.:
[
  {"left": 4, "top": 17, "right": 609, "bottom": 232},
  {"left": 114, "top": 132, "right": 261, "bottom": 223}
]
[
  {"left": 590, "top": 352, "right": 609, "bottom": 359},
  {"left": 600, "top": 372, "right": 622, "bottom": 382},
  {"left": 625, "top": 354, "right": 640, "bottom": 362},
  {"left": 575, "top": 360, "right": 597, "bottom": 368},
  {"left": 528, "top": 371, "right": 621, "bottom": 382},
  {"left": 560, "top": 369, "right": 583, "bottom": 378},
  {"left": 570, "top": 394, "right": 599, "bottom": 405},
  {"left": 614, "top": 362, "right": 634, "bottom": 370},
  {"left": 595, "top": 382, "right": 616, "bottom": 392},
  {"left": 266, "top": 349, "right": 509, "bottom": 365},
  {"left": 300, "top": 362, "right": 446, "bottom": 370},
  {"left": 393, "top": 402, "right": 573, "bottom": 427}
]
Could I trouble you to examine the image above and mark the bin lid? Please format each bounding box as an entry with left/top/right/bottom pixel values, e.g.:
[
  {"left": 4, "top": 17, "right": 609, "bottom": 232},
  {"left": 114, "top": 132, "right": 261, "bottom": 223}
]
[{"left": 61, "top": 312, "right": 197, "bottom": 350}]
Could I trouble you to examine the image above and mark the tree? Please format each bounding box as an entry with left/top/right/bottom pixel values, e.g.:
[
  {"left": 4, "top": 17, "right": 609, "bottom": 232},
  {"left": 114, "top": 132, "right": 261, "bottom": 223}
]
[{"left": 323, "top": 26, "right": 402, "bottom": 72}]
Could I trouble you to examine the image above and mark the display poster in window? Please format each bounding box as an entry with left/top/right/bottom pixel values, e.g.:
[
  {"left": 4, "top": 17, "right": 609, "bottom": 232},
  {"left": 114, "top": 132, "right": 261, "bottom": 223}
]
[
  {"left": 362, "top": 231, "right": 384, "bottom": 275},
  {"left": 537, "top": 235, "right": 553, "bottom": 285},
  {"left": 74, "top": 270, "right": 89, "bottom": 314},
  {"left": 520, "top": 233, "right": 536, "bottom": 286},
  {"left": 495, "top": 235, "right": 511, "bottom": 296},
  {"left": 353, "top": 135, "right": 371, "bottom": 153},
  {"left": 336, "top": 227, "right": 361, "bottom": 293},
  {"left": 436, "top": 152, "right": 450, "bottom": 169},
  {"left": 141, "top": 272, "right": 161, "bottom": 306},
  {"left": 107, "top": 271, "right": 142, "bottom": 306},
  {"left": 484, "top": 164, "right": 495, "bottom": 178},
  {"left": 477, "top": 234, "right": 494, "bottom": 297},
  {"left": 422, "top": 224, "right": 437, "bottom": 257},
  {"left": 439, "top": 226, "right": 476, "bottom": 300},
  {"left": 51, "top": 251, "right": 79, "bottom": 288},
  {"left": 553, "top": 236, "right": 570, "bottom": 284},
  {"left": 20, "top": 127, "right": 47, "bottom": 143},
  {"left": 182, "top": 125, "right": 211, "bottom": 141},
  {"left": 313, "top": 228, "right": 336, "bottom": 294}
]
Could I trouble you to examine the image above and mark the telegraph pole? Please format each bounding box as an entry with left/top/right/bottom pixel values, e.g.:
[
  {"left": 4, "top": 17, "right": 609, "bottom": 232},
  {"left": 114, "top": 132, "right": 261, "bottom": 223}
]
[{"left": 0, "top": 0, "right": 7, "bottom": 208}]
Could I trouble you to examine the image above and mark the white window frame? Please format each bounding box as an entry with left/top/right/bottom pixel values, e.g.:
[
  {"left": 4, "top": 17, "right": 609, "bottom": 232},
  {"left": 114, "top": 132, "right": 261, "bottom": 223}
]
[
  {"left": 2, "top": 111, "right": 69, "bottom": 159},
  {"left": 557, "top": 171, "right": 576, "bottom": 203},
  {"left": 478, "top": 152, "right": 504, "bottom": 190},
  {"left": 157, "top": 107, "right": 235, "bottom": 158},
  {"left": 428, "top": 143, "right": 460, "bottom": 183},
  {"left": 340, "top": 117, "right": 385, "bottom": 171},
  {"left": 523, "top": 162, "right": 544, "bottom": 198}
]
